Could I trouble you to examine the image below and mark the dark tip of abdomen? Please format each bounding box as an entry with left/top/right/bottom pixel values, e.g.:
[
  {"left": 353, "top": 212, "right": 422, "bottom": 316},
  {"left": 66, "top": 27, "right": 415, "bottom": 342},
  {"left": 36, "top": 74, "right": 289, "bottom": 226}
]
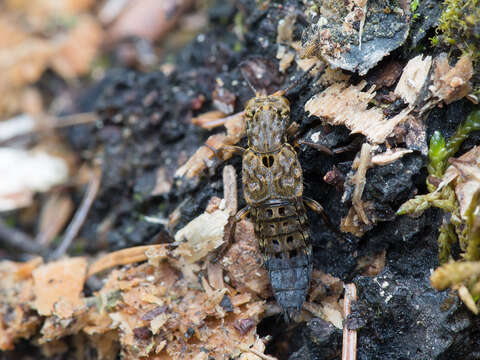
[
  {"left": 283, "top": 307, "right": 300, "bottom": 323},
  {"left": 267, "top": 256, "right": 312, "bottom": 322}
]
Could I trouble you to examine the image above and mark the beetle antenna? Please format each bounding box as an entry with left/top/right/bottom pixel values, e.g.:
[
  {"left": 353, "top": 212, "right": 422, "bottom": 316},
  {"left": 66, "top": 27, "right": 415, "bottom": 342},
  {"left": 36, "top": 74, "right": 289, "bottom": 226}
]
[
  {"left": 273, "top": 63, "right": 317, "bottom": 97},
  {"left": 239, "top": 62, "right": 262, "bottom": 97}
]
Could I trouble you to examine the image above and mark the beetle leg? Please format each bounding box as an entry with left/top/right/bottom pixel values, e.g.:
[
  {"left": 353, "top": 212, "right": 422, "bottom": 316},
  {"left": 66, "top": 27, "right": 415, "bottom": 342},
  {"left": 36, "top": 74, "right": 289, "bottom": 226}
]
[
  {"left": 286, "top": 121, "right": 300, "bottom": 138},
  {"left": 304, "top": 197, "right": 349, "bottom": 241},
  {"left": 210, "top": 206, "right": 250, "bottom": 262},
  {"left": 299, "top": 136, "right": 364, "bottom": 155},
  {"left": 206, "top": 144, "right": 245, "bottom": 161},
  {"left": 331, "top": 136, "right": 364, "bottom": 155},
  {"left": 297, "top": 140, "right": 333, "bottom": 155}
]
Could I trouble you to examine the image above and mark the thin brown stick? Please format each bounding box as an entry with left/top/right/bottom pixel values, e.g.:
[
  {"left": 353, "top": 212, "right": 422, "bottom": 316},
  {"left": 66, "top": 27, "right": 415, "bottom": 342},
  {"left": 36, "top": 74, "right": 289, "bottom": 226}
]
[
  {"left": 50, "top": 167, "right": 102, "bottom": 259},
  {"left": 50, "top": 112, "right": 99, "bottom": 128},
  {"left": 0, "top": 218, "right": 44, "bottom": 254},
  {"left": 342, "top": 283, "right": 358, "bottom": 360},
  {"left": 87, "top": 244, "right": 169, "bottom": 277}
]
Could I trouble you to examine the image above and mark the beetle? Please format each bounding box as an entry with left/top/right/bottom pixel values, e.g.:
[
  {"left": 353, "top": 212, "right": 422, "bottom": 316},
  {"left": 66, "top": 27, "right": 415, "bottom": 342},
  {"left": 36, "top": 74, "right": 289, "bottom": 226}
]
[{"left": 220, "top": 68, "right": 330, "bottom": 321}]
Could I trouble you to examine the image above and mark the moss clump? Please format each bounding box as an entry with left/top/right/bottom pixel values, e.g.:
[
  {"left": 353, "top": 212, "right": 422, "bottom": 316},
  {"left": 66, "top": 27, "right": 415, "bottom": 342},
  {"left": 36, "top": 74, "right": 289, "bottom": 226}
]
[
  {"left": 397, "top": 109, "right": 480, "bottom": 262},
  {"left": 432, "top": 0, "right": 480, "bottom": 62},
  {"left": 400, "top": 110, "right": 480, "bottom": 313}
]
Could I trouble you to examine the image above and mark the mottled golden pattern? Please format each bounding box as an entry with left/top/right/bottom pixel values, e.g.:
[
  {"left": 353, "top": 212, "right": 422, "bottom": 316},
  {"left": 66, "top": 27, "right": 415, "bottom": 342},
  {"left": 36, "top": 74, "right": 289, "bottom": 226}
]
[
  {"left": 242, "top": 144, "right": 303, "bottom": 204},
  {"left": 238, "top": 94, "right": 313, "bottom": 319}
]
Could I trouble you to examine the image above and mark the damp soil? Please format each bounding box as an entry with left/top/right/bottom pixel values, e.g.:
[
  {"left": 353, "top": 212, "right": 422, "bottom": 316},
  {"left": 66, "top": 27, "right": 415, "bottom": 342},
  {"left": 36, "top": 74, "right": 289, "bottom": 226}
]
[{"left": 23, "top": 0, "right": 480, "bottom": 359}]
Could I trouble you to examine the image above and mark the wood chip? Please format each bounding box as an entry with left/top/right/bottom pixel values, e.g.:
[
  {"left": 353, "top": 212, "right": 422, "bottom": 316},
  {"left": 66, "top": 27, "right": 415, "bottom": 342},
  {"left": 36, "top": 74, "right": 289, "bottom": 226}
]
[
  {"left": 221, "top": 220, "right": 270, "bottom": 297},
  {"left": 223, "top": 165, "right": 238, "bottom": 215},
  {"left": 394, "top": 55, "right": 432, "bottom": 105},
  {"left": 342, "top": 283, "right": 358, "bottom": 360},
  {"left": 277, "top": 45, "right": 295, "bottom": 73},
  {"left": 175, "top": 209, "right": 230, "bottom": 263},
  {"left": 176, "top": 112, "right": 245, "bottom": 179},
  {"left": 351, "top": 143, "right": 372, "bottom": 225},
  {"left": 191, "top": 110, "right": 227, "bottom": 130},
  {"left": 32, "top": 258, "right": 87, "bottom": 316},
  {"left": 107, "top": 0, "right": 193, "bottom": 42},
  {"left": 150, "top": 167, "right": 172, "bottom": 196},
  {"left": 371, "top": 148, "right": 412, "bottom": 166},
  {"left": 207, "top": 261, "right": 225, "bottom": 290},
  {"left": 37, "top": 192, "right": 74, "bottom": 246},
  {"left": 305, "top": 81, "right": 411, "bottom": 144},
  {"left": 430, "top": 53, "right": 473, "bottom": 105}
]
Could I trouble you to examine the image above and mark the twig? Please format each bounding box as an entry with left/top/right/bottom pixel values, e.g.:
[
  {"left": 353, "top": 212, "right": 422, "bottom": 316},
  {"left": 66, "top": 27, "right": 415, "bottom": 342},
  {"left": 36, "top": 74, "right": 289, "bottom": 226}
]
[
  {"left": 50, "top": 167, "right": 102, "bottom": 259},
  {"left": 87, "top": 244, "right": 169, "bottom": 277},
  {"left": 0, "top": 218, "right": 44, "bottom": 254},
  {"left": 342, "top": 283, "right": 358, "bottom": 360},
  {"left": 351, "top": 143, "right": 372, "bottom": 225},
  {"left": 51, "top": 112, "right": 99, "bottom": 128},
  {"left": 0, "top": 112, "right": 98, "bottom": 146}
]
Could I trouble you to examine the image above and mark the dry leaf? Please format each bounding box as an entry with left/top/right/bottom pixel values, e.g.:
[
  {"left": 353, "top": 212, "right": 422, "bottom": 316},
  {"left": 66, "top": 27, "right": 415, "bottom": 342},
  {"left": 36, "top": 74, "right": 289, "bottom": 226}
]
[{"left": 447, "top": 146, "right": 480, "bottom": 218}]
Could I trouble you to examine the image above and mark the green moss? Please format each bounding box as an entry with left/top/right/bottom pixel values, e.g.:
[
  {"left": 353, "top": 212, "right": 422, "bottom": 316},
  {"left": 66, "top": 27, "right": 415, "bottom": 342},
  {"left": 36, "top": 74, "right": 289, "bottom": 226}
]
[
  {"left": 465, "top": 192, "right": 480, "bottom": 260},
  {"left": 427, "top": 130, "right": 447, "bottom": 178},
  {"left": 438, "top": 221, "right": 457, "bottom": 263},
  {"left": 410, "top": 0, "right": 421, "bottom": 20},
  {"left": 427, "top": 110, "right": 480, "bottom": 191},
  {"left": 397, "top": 109, "right": 480, "bottom": 263},
  {"left": 432, "top": 0, "right": 480, "bottom": 62}
]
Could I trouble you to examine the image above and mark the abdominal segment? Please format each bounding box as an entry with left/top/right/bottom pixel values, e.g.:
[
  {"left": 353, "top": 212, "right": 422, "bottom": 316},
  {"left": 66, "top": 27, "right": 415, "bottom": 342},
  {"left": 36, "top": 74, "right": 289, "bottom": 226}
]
[{"left": 251, "top": 200, "right": 312, "bottom": 319}]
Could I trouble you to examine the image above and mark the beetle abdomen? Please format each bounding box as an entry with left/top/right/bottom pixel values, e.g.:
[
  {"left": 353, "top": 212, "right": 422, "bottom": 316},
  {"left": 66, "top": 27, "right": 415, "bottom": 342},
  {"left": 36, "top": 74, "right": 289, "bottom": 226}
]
[{"left": 252, "top": 200, "right": 312, "bottom": 320}]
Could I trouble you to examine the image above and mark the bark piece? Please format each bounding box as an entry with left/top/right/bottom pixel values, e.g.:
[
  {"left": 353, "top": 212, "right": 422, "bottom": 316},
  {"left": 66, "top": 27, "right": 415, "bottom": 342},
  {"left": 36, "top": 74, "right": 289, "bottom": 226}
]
[{"left": 301, "top": 1, "right": 410, "bottom": 75}]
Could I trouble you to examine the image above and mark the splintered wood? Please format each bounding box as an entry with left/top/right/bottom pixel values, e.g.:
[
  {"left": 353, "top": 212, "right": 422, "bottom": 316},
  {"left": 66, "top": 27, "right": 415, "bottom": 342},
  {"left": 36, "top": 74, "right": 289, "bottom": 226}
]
[
  {"left": 430, "top": 54, "right": 473, "bottom": 105},
  {"left": 0, "top": 164, "right": 273, "bottom": 359},
  {"left": 342, "top": 284, "right": 358, "bottom": 360},
  {"left": 341, "top": 143, "right": 374, "bottom": 236},
  {"left": 221, "top": 219, "right": 270, "bottom": 297},
  {"left": 0, "top": 246, "right": 269, "bottom": 359},
  {"left": 304, "top": 81, "right": 410, "bottom": 144},
  {"left": 394, "top": 55, "right": 432, "bottom": 106},
  {"left": 176, "top": 111, "right": 245, "bottom": 179}
]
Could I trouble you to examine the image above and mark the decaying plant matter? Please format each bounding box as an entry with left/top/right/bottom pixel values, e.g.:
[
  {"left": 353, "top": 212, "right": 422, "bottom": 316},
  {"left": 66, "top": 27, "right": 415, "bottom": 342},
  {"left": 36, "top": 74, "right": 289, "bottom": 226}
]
[{"left": 398, "top": 110, "right": 480, "bottom": 312}]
